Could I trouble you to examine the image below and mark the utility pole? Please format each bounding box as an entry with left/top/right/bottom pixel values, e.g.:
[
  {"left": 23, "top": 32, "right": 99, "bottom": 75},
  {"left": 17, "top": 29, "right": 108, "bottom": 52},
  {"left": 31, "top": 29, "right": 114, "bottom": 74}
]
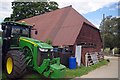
[{"left": 103, "top": 14, "right": 105, "bottom": 51}]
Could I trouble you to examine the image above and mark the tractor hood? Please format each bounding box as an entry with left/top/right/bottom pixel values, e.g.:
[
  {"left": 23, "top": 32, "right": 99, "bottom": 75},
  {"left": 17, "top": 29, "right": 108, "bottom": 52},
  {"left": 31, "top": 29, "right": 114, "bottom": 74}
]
[{"left": 20, "top": 37, "right": 53, "bottom": 49}]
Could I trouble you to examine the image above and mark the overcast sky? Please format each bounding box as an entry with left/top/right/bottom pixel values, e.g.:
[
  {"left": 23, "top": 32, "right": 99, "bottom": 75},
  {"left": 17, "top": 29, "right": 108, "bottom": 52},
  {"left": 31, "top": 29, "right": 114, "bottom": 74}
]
[{"left": 0, "top": 0, "right": 119, "bottom": 30}]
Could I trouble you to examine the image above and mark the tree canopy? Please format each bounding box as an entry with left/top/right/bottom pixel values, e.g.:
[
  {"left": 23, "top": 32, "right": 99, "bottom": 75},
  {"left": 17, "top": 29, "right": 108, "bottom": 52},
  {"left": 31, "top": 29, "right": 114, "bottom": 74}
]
[
  {"left": 100, "top": 16, "right": 120, "bottom": 50},
  {"left": 4, "top": 1, "right": 59, "bottom": 21}
]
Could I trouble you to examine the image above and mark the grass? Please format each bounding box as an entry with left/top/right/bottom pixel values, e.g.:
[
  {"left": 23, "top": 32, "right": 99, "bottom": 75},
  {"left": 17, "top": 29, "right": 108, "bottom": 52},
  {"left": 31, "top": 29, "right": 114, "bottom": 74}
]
[
  {"left": 2, "top": 60, "right": 109, "bottom": 79},
  {"left": 0, "top": 37, "right": 2, "bottom": 46},
  {"left": 65, "top": 59, "right": 109, "bottom": 78},
  {"left": 0, "top": 73, "right": 2, "bottom": 80}
]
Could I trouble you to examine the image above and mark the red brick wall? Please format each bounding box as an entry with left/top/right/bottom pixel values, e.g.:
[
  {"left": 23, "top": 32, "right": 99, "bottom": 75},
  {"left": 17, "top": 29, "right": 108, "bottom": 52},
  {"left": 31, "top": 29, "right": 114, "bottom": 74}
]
[{"left": 76, "top": 23, "right": 102, "bottom": 65}]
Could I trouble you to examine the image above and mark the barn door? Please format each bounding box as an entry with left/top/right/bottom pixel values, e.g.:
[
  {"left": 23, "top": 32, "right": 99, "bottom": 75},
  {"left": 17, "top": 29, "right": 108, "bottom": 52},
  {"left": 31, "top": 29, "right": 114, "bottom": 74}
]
[{"left": 75, "top": 45, "right": 82, "bottom": 67}]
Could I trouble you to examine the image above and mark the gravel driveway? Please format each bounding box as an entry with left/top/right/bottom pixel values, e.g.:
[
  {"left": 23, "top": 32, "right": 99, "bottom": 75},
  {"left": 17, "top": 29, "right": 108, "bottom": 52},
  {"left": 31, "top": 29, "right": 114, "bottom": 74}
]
[{"left": 79, "top": 56, "right": 119, "bottom": 78}]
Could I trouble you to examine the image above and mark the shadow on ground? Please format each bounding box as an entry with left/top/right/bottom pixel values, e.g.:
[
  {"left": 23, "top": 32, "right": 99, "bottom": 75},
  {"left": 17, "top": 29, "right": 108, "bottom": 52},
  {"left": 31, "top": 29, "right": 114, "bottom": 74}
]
[{"left": 2, "top": 69, "right": 48, "bottom": 80}]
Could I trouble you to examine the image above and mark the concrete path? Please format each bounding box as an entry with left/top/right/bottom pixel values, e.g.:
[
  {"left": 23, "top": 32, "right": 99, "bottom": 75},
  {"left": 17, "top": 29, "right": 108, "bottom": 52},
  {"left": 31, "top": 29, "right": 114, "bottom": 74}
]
[{"left": 80, "top": 56, "right": 119, "bottom": 78}]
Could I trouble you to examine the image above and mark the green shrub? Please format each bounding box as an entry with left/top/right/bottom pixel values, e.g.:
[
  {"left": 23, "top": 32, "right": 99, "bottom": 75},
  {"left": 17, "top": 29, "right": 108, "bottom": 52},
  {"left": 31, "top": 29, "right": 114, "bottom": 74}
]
[
  {"left": 104, "top": 48, "right": 110, "bottom": 53},
  {"left": 114, "top": 48, "right": 120, "bottom": 54},
  {"left": 45, "top": 39, "right": 52, "bottom": 45}
]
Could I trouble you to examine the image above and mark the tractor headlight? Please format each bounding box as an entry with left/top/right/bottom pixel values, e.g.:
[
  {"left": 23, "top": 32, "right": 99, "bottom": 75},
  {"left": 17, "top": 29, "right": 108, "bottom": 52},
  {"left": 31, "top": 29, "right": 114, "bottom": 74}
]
[
  {"left": 39, "top": 48, "right": 48, "bottom": 52},
  {"left": 50, "top": 49, "right": 53, "bottom": 51}
]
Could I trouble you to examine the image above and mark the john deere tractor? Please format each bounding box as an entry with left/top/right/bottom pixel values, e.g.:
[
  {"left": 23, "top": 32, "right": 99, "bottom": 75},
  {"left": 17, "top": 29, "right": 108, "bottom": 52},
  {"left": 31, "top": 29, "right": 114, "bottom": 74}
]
[{"left": 1, "top": 21, "right": 66, "bottom": 78}]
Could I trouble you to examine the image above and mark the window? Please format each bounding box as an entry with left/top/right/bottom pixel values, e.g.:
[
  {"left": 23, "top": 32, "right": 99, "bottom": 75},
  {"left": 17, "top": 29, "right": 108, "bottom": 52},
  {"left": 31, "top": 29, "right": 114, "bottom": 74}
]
[
  {"left": 12, "top": 26, "right": 20, "bottom": 35},
  {"left": 11, "top": 26, "right": 29, "bottom": 37},
  {"left": 22, "top": 28, "right": 29, "bottom": 36}
]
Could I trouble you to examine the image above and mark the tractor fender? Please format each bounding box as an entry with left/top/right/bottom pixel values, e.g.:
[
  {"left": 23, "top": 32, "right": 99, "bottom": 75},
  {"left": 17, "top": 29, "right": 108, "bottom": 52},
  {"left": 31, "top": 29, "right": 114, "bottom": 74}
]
[{"left": 22, "top": 46, "right": 35, "bottom": 67}]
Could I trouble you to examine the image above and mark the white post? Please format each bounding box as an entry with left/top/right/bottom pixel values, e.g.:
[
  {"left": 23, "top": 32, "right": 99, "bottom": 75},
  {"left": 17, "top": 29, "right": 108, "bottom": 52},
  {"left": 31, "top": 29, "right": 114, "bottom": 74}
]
[
  {"left": 112, "top": 48, "right": 115, "bottom": 56},
  {"left": 85, "top": 53, "right": 88, "bottom": 67}
]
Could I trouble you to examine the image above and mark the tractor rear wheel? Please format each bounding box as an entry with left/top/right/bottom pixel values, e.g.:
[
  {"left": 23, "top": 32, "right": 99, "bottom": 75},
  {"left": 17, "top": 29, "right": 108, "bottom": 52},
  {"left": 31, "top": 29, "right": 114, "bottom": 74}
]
[{"left": 5, "top": 50, "right": 26, "bottom": 78}]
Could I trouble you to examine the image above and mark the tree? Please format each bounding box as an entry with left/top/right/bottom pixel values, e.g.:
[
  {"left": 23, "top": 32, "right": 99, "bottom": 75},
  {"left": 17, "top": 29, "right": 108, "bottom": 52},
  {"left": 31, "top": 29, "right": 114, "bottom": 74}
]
[
  {"left": 100, "top": 16, "right": 120, "bottom": 53},
  {"left": 3, "top": 17, "right": 12, "bottom": 21},
  {"left": 117, "top": 18, "right": 120, "bottom": 48},
  {"left": 4, "top": 1, "right": 59, "bottom": 21}
]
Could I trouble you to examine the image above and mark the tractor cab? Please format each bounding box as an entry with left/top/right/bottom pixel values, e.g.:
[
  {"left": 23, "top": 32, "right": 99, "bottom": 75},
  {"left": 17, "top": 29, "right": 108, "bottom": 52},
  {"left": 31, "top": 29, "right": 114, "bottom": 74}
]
[{"left": 1, "top": 21, "right": 35, "bottom": 53}]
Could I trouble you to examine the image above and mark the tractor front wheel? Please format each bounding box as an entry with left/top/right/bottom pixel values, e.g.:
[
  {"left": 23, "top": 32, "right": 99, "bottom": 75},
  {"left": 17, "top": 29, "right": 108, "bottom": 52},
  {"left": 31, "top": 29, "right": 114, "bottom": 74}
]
[{"left": 5, "top": 50, "right": 26, "bottom": 78}]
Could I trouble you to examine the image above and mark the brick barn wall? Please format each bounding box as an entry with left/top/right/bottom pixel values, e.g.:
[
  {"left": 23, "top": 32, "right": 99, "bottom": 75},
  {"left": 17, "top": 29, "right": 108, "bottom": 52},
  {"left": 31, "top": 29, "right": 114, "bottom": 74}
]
[{"left": 75, "top": 23, "right": 103, "bottom": 65}]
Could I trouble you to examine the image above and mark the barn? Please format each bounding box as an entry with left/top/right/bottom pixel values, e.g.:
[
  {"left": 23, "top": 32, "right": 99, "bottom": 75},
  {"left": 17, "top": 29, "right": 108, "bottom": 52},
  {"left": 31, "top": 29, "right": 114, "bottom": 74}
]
[{"left": 18, "top": 6, "right": 103, "bottom": 66}]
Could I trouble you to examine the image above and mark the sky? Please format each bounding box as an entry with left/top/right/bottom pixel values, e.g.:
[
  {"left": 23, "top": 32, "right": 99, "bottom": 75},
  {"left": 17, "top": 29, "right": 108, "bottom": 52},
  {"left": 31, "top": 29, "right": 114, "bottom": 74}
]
[{"left": 0, "top": 0, "right": 119, "bottom": 30}]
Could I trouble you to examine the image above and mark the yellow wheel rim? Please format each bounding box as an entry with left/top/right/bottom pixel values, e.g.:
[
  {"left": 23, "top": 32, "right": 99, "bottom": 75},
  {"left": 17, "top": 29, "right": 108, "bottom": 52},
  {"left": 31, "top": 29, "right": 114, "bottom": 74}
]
[{"left": 6, "top": 57, "right": 13, "bottom": 74}]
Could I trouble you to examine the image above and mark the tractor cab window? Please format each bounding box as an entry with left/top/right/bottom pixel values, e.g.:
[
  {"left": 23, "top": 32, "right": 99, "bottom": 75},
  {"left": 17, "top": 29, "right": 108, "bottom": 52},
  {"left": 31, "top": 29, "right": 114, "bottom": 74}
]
[{"left": 11, "top": 26, "right": 29, "bottom": 37}]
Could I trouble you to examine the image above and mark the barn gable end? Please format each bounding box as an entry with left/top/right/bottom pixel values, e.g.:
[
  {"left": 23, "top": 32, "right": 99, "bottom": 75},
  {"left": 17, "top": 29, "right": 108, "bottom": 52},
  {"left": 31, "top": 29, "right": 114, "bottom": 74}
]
[{"left": 76, "top": 23, "right": 102, "bottom": 65}]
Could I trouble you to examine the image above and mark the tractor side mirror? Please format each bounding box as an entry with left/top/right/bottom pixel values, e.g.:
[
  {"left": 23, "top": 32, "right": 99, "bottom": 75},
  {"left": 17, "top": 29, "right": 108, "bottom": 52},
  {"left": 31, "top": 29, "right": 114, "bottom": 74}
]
[{"left": 35, "top": 30, "right": 38, "bottom": 35}]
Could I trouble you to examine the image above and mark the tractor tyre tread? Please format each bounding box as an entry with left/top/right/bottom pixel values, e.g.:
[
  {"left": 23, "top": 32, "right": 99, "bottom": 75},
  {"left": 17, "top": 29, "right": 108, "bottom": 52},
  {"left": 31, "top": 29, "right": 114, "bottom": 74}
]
[{"left": 5, "top": 50, "right": 26, "bottom": 79}]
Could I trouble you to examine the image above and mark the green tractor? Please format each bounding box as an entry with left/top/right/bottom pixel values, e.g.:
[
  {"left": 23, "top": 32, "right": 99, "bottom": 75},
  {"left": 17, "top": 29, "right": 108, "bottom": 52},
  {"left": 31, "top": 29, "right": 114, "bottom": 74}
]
[{"left": 1, "top": 21, "right": 66, "bottom": 78}]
